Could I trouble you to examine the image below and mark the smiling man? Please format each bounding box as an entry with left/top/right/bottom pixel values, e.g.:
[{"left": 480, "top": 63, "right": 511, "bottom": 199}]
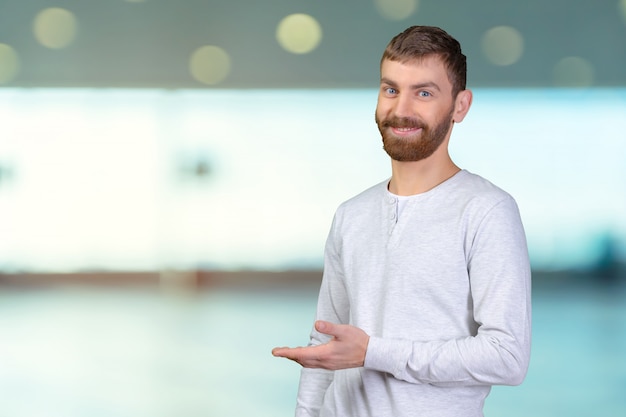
[{"left": 273, "top": 26, "right": 532, "bottom": 417}]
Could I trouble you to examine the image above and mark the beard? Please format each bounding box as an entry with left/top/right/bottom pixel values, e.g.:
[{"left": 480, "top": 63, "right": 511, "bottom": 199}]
[{"left": 376, "top": 106, "right": 455, "bottom": 162}]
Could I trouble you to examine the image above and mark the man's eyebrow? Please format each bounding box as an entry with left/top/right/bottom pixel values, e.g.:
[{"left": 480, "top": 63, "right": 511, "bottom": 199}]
[
  {"left": 380, "top": 77, "right": 398, "bottom": 87},
  {"left": 380, "top": 78, "right": 441, "bottom": 92},
  {"left": 411, "top": 81, "right": 441, "bottom": 91}
]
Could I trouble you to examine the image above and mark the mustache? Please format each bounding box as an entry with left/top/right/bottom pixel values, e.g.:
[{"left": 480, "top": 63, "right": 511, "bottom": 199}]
[{"left": 379, "top": 116, "right": 426, "bottom": 129}]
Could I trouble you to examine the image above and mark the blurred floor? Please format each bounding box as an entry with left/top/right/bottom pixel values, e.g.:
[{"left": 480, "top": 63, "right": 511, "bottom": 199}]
[{"left": 0, "top": 272, "right": 625, "bottom": 417}]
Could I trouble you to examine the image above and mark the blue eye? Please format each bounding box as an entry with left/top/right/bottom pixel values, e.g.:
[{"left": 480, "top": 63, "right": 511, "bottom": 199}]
[
  {"left": 385, "top": 87, "right": 397, "bottom": 95},
  {"left": 419, "top": 91, "right": 431, "bottom": 97}
]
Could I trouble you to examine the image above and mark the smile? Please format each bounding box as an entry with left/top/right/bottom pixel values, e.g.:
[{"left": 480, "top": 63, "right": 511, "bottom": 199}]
[{"left": 391, "top": 126, "right": 422, "bottom": 135}]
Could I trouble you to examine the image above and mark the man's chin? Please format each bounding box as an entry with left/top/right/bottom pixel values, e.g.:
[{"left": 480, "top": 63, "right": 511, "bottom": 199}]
[{"left": 383, "top": 145, "right": 419, "bottom": 162}]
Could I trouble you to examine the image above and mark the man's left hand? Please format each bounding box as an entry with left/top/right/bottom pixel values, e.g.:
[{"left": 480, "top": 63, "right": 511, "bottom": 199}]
[{"left": 272, "top": 320, "right": 370, "bottom": 370}]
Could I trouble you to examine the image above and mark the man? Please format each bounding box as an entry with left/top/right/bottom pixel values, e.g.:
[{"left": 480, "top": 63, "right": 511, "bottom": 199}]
[{"left": 272, "top": 26, "right": 531, "bottom": 417}]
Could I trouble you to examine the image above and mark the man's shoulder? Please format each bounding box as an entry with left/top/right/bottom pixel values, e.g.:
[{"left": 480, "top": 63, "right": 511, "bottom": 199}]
[
  {"left": 454, "top": 170, "right": 517, "bottom": 210},
  {"left": 339, "top": 179, "right": 389, "bottom": 210}
]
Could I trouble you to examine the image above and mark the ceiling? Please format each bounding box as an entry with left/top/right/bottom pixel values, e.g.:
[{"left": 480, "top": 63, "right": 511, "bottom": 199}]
[{"left": 0, "top": 0, "right": 625, "bottom": 89}]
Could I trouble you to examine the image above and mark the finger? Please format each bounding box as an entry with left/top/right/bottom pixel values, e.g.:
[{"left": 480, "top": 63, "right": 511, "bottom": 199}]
[
  {"left": 274, "top": 345, "right": 325, "bottom": 364},
  {"left": 272, "top": 346, "right": 308, "bottom": 360},
  {"left": 272, "top": 346, "right": 296, "bottom": 357},
  {"left": 315, "top": 320, "right": 335, "bottom": 335}
]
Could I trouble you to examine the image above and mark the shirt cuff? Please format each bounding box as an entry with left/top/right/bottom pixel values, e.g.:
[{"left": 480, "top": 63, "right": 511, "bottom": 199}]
[{"left": 364, "top": 336, "right": 412, "bottom": 377}]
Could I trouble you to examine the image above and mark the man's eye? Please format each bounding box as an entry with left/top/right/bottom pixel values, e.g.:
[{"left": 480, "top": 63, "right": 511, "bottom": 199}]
[
  {"left": 419, "top": 91, "right": 431, "bottom": 97},
  {"left": 385, "top": 87, "right": 397, "bottom": 95}
]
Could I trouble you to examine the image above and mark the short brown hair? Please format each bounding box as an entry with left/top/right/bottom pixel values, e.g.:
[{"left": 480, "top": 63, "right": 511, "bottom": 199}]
[{"left": 381, "top": 26, "right": 467, "bottom": 97}]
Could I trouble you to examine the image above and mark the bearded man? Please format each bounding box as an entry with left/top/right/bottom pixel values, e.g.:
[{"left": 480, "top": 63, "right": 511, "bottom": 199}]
[{"left": 273, "top": 26, "right": 532, "bottom": 417}]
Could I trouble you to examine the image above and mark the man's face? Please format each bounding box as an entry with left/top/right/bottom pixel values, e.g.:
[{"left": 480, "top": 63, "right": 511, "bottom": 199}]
[{"left": 375, "top": 56, "right": 456, "bottom": 162}]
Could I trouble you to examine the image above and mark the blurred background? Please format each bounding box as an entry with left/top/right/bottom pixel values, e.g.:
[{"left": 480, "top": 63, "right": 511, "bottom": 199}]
[{"left": 1, "top": 0, "right": 625, "bottom": 416}]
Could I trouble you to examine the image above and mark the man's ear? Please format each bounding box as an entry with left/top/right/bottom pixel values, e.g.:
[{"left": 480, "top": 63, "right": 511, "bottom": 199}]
[{"left": 453, "top": 89, "right": 473, "bottom": 123}]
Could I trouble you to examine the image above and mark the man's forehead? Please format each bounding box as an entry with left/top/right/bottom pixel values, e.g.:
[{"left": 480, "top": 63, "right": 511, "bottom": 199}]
[
  {"left": 380, "top": 56, "right": 450, "bottom": 84},
  {"left": 381, "top": 55, "right": 446, "bottom": 70}
]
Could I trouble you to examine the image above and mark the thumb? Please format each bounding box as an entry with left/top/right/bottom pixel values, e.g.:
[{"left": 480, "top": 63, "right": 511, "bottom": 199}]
[{"left": 315, "top": 320, "right": 338, "bottom": 336}]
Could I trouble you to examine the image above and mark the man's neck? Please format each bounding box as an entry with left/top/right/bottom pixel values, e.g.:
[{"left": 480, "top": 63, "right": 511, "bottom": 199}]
[{"left": 388, "top": 155, "right": 460, "bottom": 196}]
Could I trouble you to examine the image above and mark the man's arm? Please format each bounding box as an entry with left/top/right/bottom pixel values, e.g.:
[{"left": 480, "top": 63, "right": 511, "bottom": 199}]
[
  {"left": 273, "top": 214, "right": 352, "bottom": 416},
  {"left": 365, "top": 197, "right": 531, "bottom": 386}
]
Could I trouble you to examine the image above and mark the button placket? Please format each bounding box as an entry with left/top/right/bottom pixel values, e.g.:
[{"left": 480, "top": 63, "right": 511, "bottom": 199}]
[{"left": 387, "top": 195, "right": 398, "bottom": 235}]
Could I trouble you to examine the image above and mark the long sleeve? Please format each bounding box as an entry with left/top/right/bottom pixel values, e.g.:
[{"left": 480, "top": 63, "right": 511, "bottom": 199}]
[
  {"left": 364, "top": 196, "right": 532, "bottom": 386},
  {"left": 295, "top": 215, "right": 349, "bottom": 417},
  {"left": 295, "top": 368, "right": 334, "bottom": 417}
]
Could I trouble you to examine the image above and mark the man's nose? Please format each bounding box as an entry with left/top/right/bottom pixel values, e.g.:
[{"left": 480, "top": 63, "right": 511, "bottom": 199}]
[{"left": 393, "top": 94, "right": 414, "bottom": 118}]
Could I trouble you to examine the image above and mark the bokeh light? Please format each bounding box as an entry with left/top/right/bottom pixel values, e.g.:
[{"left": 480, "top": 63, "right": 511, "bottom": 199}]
[
  {"left": 276, "top": 14, "right": 322, "bottom": 54},
  {"left": 0, "top": 43, "right": 20, "bottom": 84},
  {"left": 481, "top": 25, "right": 524, "bottom": 66},
  {"left": 189, "top": 45, "right": 231, "bottom": 85},
  {"left": 374, "top": 0, "right": 419, "bottom": 20},
  {"left": 33, "top": 8, "right": 78, "bottom": 49},
  {"left": 553, "top": 56, "right": 594, "bottom": 87}
]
